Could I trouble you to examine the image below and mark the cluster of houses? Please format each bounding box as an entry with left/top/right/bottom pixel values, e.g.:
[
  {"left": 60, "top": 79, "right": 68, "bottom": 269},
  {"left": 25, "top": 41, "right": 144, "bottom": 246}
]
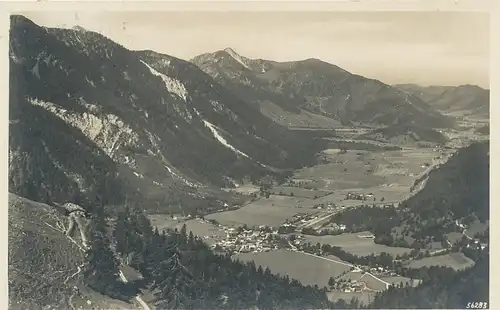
[
  {"left": 332, "top": 280, "right": 367, "bottom": 293},
  {"left": 313, "top": 202, "right": 341, "bottom": 210},
  {"left": 210, "top": 226, "right": 280, "bottom": 255},
  {"left": 288, "top": 212, "right": 321, "bottom": 226},
  {"left": 365, "top": 266, "right": 397, "bottom": 277},
  {"left": 455, "top": 220, "right": 488, "bottom": 251},
  {"left": 345, "top": 192, "right": 375, "bottom": 201},
  {"left": 317, "top": 223, "right": 347, "bottom": 235}
]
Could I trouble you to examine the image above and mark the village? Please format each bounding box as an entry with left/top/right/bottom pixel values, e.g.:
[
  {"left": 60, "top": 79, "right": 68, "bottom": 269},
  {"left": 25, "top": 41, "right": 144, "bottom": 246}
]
[{"left": 209, "top": 225, "right": 280, "bottom": 254}]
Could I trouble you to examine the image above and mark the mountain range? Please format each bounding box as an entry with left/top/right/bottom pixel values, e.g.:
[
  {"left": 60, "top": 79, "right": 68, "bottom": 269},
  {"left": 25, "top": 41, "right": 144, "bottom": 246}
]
[
  {"left": 192, "top": 48, "right": 455, "bottom": 129},
  {"left": 394, "top": 84, "right": 489, "bottom": 119}
]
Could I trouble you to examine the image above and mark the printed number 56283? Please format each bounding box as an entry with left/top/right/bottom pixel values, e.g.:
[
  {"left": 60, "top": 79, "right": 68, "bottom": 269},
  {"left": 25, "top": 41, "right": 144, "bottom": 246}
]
[{"left": 466, "top": 302, "right": 488, "bottom": 309}]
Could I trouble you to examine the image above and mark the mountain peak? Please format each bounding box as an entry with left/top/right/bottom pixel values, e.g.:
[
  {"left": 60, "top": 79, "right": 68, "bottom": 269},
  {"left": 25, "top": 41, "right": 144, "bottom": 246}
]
[
  {"left": 223, "top": 47, "right": 239, "bottom": 55},
  {"left": 72, "top": 25, "right": 88, "bottom": 32},
  {"left": 221, "top": 47, "right": 251, "bottom": 69}
]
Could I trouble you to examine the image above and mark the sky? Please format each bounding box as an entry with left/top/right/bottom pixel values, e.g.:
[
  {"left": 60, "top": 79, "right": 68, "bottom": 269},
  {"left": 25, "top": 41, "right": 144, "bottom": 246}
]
[{"left": 21, "top": 11, "right": 490, "bottom": 88}]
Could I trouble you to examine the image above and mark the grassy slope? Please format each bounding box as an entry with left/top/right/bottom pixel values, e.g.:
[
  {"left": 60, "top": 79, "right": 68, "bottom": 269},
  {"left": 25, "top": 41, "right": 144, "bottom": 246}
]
[{"left": 8, "top": 193, "right": 85, "bottom": 308}]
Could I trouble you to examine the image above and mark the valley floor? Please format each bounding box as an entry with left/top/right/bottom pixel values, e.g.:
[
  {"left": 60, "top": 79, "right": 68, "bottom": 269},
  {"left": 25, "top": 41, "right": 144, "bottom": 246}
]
[
  {"left": 148, "top": 144, "right": 455, "bottom": 303},
  {"left": 148, "top": 123, "right": 488, "bottom": 305}
]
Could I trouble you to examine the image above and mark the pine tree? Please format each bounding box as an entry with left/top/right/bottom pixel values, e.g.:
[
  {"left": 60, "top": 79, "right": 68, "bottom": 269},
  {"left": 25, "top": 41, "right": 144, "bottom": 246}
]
[
  {"left": 113, "top": 208, "right": 132, "bottom": 257},
  {"left": 83, "top": 207, "right": 119, "bottom": 295},
  {"left": 328, "top": 276, "right": 335, "bottom": 287}
]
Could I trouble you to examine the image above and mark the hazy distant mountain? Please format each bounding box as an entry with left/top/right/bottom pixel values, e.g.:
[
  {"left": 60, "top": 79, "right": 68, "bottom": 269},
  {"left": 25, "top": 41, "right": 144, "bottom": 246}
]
[
  {"left": 359, "top": 124, "right": 448, "bottom": 147},
  {"left": 192, "top": 48, "right": 454, "bottom": 128},
  {"left": 395, "top": 84, "right": 489, "bottom": 119},
  {"left": 9, "top": 16, "right": 325, "bottom": 210}
]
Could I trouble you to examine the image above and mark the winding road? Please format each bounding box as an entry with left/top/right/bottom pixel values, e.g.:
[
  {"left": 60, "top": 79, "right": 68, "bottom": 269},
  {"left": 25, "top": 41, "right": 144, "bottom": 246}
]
[{"left": 119, "top": 270, "right": 152, "bottom": 310}]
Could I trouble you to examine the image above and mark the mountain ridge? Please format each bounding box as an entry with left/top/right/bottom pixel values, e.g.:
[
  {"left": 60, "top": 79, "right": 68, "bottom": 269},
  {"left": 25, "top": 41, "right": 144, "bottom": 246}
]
[{"left": 191, "top": 48, "right": 455, "bottom": 129}]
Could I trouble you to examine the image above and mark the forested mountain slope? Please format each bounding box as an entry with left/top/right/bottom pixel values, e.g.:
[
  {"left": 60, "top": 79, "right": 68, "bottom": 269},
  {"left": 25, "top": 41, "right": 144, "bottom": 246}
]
[{"left": 9, "top": 15, "right": 325, "bottom": 211}]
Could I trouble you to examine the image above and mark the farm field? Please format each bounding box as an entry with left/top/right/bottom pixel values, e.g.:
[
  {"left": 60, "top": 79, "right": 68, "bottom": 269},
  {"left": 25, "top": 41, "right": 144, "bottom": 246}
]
[
  {"left": 205, "top": 195, "right": 317, "bottom": 227},
  {"left": 148, "top": 216, "right": 227, "bottom": 245},
  {"left": 293, "top": 161, "right": 385, "bottom": 191},
  {"left": 311, "top": 185, "right": 410, "bottom": 208},
  {"left": 148, "top": 215, "right": 183, "bottom": 231},
  {"left": 172, "top": 219, "right": 226, "bottom": 245},
  {"left": 406, "top": 252, "right": 475, "bottom": 271},
  {"left": 222, "top": 184, "right": 260, "bottom": 195},
  {"left": 270, "top": 186, "right": 332, "bottom": 199},
  {"left": 292, "top": 148, "right": 440, "bottom": 197},
  {"left": 359, "top": 273, "right": 389, "bottom": 291},
  {"left": 445, "top": 232, "right": 464, "bottom": 244},
  {"left": 301, "top": 232, "right": 412, "bottom": 256},
  {"left": 327, "top": 291, "right": 376, "bottom": 306},
  {"left": 233, "top": 249, "right": 352, "bottom": 287}
]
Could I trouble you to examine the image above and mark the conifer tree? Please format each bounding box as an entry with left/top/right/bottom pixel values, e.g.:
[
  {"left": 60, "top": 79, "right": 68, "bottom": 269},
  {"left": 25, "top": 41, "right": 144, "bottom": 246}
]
[{"left": 83, "top": 206, "right": 119, "bottom": 294}]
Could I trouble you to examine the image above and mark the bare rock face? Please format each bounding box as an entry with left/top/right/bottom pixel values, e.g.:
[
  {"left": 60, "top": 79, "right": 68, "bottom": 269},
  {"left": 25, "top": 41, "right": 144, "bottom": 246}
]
[{"left": 28, "top": 98, "right": 144, "bottom": 164}]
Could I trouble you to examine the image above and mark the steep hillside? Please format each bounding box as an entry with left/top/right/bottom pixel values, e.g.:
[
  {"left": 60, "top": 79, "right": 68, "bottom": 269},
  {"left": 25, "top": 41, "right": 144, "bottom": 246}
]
[
  {"left": 192, "top": 48, "right": 454, "bottom": 128},
  {"left": 9, "top": 71, "right": 124, "bottom": 208},
  {"left": 395, "top": 84, "right": 489, "bottom": 119},
  {"left": 358, "top": 124, "right": 448, "bottom": 146},
  {"left": 8, "top": 193, "right": 136, "bottom": 310},
  {"left": 402, "top": 141, "right": 489, "bottom": 223},
  {"left": 9, "top": 15, "right": 325, "bottom": 210}
]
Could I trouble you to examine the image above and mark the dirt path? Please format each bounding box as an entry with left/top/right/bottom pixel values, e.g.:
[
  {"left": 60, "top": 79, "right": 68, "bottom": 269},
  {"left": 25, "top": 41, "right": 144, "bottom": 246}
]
[
  {"left": 45, "top": 217, "right": 151, "bottom": 310},
  {"left": 118, "top": 270, "right": 152, "bottom": 310}
]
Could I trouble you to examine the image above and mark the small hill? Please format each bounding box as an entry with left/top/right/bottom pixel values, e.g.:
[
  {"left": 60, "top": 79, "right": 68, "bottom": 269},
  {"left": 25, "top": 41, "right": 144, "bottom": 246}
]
[{"left": 358, "top": 124, "right": 448, "bottom": 146}]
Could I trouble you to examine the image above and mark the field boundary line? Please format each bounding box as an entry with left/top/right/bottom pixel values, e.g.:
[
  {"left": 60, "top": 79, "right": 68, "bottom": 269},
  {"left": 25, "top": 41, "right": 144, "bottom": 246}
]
[{"left": 298, "top": 251, "right": 357, "bottom": 269}]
